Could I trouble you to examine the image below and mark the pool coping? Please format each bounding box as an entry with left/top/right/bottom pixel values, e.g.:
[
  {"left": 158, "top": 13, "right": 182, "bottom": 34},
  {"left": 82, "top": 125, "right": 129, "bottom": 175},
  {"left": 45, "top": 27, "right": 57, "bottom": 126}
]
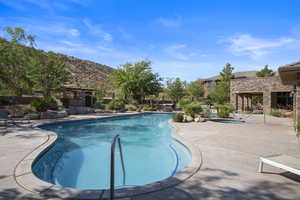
[{"left": 14, "top": 112, "right": 202, "bottom": 200}]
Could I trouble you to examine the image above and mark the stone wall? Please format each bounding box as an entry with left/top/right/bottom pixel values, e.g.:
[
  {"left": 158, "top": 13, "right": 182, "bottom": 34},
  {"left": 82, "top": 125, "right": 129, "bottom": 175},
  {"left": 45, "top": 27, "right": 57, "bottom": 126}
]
[{"left": 230, "top": 76, "right": 294, "bottom": 113}]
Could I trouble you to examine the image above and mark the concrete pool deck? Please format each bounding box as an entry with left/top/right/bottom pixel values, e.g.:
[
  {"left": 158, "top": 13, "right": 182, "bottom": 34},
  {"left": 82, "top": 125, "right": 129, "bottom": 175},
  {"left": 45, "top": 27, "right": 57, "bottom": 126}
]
[{"left": 0, "top": 113, "right": 300, "bottom": 199}]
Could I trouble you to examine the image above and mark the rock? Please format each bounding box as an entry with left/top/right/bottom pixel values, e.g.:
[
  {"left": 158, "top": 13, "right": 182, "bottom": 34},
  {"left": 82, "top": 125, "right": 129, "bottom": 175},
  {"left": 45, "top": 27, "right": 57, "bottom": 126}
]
[
  {"left": 283, "top": 111, "right": 293, "bottom": 118},
  {"left": 66, "top": 107, "right": 95, "bottom": 115},
  {"left": 40, "top": 110, "right": 67, "bottom": 119},
  {"left": 161, "top": 104, "right": 173, "bottom": 112},
  {"left": 194, "top": 117, "right": 206, "bottom": 122},
  {"left": 24, "top": 113, "right": 40, "bottom": 120},
  {"left": 252, "top": 110, "right": 263, "bottom": 114},
  {"left": 57, "top": 110, "right": 68, "bottom": 117},
  {"left": 184, "top": 115, "right": 194, "bottom": 122}
]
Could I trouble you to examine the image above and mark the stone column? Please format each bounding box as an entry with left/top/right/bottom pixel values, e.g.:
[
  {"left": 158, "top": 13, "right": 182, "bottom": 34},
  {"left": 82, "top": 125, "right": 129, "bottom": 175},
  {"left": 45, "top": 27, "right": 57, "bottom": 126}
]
[
  {"left": 295, "top": 85, "right": 300, "bottom": 131},
  {"left": 263, "top": 91, "right": 271, "bottom": 114},
  {"left": 241, "top": 94, "right": 245, "bottom": 111},
  {"left": 249, "top": 94, "right": 252, "bottom": 110},
  {"left": 235, "top": 93, "right": 243, "bottom": 111},
  {"left": 246, "top": 95, "right": 250, "bottom": 110}
]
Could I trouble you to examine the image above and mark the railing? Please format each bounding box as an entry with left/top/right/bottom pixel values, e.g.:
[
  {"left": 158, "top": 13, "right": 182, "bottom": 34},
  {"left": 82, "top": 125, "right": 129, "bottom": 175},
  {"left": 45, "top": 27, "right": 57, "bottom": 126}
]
[{"left": 110, "top": 135, "right": 126, "bottom": 200}]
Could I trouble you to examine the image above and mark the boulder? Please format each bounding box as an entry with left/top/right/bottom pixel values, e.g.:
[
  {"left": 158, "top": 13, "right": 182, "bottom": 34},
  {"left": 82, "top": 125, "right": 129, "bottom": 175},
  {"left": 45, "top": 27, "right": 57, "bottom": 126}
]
[
  {"left": 184, "top": 115, "right": 194, "bottom": 122},
  {"left": 252, "top": 110, "right": 264, "bottom": 114},
  {"left": 283, "top": 111, "right": 293, "bottom": 118},
  {"left": 194, "top": 116, "right": 206, "bottom": 122},
  {"left": 40, "top": 110, "right": 67, "bottom": 119},
  {"left": 24, "top": 113, "right": 40, "bottom": 120},
  {"left": 161, "top": 104, "right": 173, "bottom": 112},
  {"left": 66, "top": 107, "right": 95, "bottom": 115}
]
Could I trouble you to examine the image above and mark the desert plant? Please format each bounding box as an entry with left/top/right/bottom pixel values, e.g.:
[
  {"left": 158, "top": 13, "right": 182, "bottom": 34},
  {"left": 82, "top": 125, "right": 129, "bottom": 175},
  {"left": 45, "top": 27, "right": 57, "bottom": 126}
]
[
  {"left": 31, "top": 97, "right": 58, "bottom": 112},
  {"left": 173, "top": 113, "right": 184, "bottom": 122},
  {"left": 106, "top": 99, "right": 125, "bottom": 111},
  {"left": 217, "top": 104, "right": 233, "bottom": 118},
  {"left": 270, "top": 109, "right": 283, "bottom": 117},
  {"left": 183, "top": 102, "right": 202, "bottom": 118}
]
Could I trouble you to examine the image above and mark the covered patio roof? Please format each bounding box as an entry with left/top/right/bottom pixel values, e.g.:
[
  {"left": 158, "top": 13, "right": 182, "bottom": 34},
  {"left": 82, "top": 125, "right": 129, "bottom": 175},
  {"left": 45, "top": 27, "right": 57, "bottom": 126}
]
[{"left": 278, "top": 61, "right": 300, "bottom": 85}]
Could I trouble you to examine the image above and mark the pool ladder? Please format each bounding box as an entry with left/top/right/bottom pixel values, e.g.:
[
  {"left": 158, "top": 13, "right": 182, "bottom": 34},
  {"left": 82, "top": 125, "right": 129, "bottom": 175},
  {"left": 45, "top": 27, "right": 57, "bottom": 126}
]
[{"left": 110, "top": 135, "right": 126, "bottom": 200}]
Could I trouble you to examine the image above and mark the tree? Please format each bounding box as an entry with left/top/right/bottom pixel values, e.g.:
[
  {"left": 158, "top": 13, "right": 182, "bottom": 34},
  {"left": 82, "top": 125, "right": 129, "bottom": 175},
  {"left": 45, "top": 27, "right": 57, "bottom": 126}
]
[
  {"left": 28, "top": 51, "right": 70, "bottom": 98},
  {"left": 93, "top": 82, "right": 108, "bottom": 103},
  {"left": 165, "top": 77, "right": 186, "bottom": 103},
  {"left": 220, "top": 63, "right": 234, "bottom": 81},
  {"left": 208, "top": 81, "right": 230, "bottom": 104},
  {"left": 111, "top": 60, "right": 162, "bottom": 103},
  {"left": 256, "top": 65, "right": 275, "bottom": 77},
  {"left": 186, "top": 81, "right": 204, "bottom": 101},
  {"left": 0, "top": 27, "right": 36, "bottom": 96},
  {"left": 208, "top": 63, "right": 234, "bottom": 104}
]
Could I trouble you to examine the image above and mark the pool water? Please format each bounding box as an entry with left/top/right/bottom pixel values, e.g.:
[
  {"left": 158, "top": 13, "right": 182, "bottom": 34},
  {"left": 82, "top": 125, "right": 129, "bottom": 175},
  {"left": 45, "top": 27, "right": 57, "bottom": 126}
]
[{"left": 32, "top": 114, "right": 191, "bottom": 190}]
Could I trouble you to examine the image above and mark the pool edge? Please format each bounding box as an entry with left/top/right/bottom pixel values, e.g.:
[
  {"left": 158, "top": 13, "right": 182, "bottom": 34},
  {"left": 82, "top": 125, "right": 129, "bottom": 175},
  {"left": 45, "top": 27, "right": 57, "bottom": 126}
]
[{"left": 14, "top": 112, "right": 202, "bottom": 200}]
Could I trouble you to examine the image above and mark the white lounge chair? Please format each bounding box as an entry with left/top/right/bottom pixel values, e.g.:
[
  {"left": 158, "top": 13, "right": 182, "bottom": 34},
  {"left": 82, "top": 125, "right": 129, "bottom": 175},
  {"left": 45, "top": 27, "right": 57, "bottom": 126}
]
[{"left": 258, "top": 155, "right": 300, "bottom": 176}]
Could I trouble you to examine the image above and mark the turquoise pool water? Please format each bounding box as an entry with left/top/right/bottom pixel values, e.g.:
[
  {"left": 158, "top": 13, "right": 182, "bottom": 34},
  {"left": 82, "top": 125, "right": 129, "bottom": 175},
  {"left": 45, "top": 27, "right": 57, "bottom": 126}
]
[{"left": 32, "top": 114, "right": 191, "bottom": 190}]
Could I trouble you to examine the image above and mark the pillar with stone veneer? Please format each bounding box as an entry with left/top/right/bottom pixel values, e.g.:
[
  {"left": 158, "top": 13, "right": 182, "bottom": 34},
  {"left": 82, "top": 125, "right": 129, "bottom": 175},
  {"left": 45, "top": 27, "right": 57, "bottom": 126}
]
[{"left": 263, "top": 91, "right": 271, "bottom": 114}]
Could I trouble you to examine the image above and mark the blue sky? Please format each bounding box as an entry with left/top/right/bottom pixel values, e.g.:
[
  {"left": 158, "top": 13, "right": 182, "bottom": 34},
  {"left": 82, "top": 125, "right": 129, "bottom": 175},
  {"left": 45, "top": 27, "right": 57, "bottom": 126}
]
[{"left": 1, "top": 0, "right": 300, "bottom": 81}]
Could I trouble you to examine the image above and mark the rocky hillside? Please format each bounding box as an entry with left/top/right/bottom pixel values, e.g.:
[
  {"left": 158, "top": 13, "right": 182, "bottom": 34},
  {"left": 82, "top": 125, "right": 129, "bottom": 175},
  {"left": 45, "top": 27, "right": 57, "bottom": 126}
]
[{"left": 56, "top": 54, "right": 114, "bottom": 89}]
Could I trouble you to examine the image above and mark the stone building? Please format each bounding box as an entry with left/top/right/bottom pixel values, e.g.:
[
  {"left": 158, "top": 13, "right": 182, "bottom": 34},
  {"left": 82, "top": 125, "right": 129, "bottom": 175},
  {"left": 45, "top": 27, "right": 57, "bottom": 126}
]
[
  {"left": 230, "top": 76, "right": 294, "bottom": 113},
  {"left": 278, "top": 61, "right": 300, "bottom": 128},
  {"left": 198, "top": 71, "right": 257, "bottom": 98}
]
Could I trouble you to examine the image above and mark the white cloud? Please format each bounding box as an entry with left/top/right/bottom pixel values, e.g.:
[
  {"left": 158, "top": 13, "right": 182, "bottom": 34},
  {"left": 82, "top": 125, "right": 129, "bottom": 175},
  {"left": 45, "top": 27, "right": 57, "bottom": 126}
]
[
  {"left": 224, "top": 34, "right": 295, "bottom": 59},
  {"left": 158, "top": 17, "right": 182, "bottom": 28},
  {"left": 164, "top": 44, "right": 198, "bottom": 60},
  {"left": 59, "top": 40, "right": 81, "bottom": 47},
  {"left": 68, "top": 28, "right": 80, "bottom": 37},
  {"left": 83, "top": 18, "right": 112, "bottom": 42}
]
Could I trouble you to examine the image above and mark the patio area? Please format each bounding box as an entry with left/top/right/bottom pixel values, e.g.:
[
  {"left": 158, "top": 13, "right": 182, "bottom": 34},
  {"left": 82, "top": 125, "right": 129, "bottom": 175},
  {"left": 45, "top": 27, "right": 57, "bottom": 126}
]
[{"left": 0, "top": 113, "right": 299, "bottom": 200}]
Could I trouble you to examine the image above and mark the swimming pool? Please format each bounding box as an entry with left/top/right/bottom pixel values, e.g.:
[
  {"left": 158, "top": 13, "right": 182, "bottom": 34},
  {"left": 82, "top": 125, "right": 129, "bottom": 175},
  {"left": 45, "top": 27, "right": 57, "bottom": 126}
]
[{"left": 32, "top": 113, "right": 191, "bottom": 190}]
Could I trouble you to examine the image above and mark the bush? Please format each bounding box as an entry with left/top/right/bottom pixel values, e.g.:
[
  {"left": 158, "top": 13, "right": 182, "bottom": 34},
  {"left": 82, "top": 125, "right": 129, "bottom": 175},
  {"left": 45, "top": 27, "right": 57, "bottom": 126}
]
[
  {"left": 31, "top": 97, "right": 58, "bottom": 112},
  {"left": 173, "top": 113, "right": 184, "bottom": 122},
  {"left": 177, "top": 98, "right": 192, "bottom": 109},
  {"left": 217, "top": 104, "right": 233, "bottom": 118},
  {"left": 270, "top": 109, "right": 283, "bottom": 117},
  {"left": 106, "top": 99, "right": 125, "bottom": 111},
  {"left": 183, "top": 102, "right": 203, "bottom": 118}
]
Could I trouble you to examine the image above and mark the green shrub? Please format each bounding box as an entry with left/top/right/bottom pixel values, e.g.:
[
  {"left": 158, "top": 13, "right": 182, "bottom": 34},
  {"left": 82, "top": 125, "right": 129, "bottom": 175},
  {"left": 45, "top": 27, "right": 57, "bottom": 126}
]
[
  {"left": 217, "top": 104, "right": 233, "bottom": 118},
  {"left": 270, "top": 109, "right": 283, "bottom": 117},
  {"left": 177, "top": 98, "right": 192, "bottom": 109},
  {"left": 31, "top": 97, "right": 58, "bottom": 112},
  {"left": 183, "top": 102, "right": 202, "bottom": 118},
  {"left": 173, "top": 113, "right": 184, "bottom": 122},
  {"left": 106, "top": 99, "right": 125, "bottom": 111}
]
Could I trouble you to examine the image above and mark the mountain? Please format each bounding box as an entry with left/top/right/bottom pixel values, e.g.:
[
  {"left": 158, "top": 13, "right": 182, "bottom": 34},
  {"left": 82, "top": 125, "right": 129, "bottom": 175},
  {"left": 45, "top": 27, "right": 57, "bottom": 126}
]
[{"left": 56, "top": 54, "right": 114, "bottom": 89}]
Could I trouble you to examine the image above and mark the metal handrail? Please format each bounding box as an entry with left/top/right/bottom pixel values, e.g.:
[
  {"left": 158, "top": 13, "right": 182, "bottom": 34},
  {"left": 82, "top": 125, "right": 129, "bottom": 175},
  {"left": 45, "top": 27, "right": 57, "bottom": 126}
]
[{"left": 110, "top": 135, "right": 126, "bottom": 200}]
